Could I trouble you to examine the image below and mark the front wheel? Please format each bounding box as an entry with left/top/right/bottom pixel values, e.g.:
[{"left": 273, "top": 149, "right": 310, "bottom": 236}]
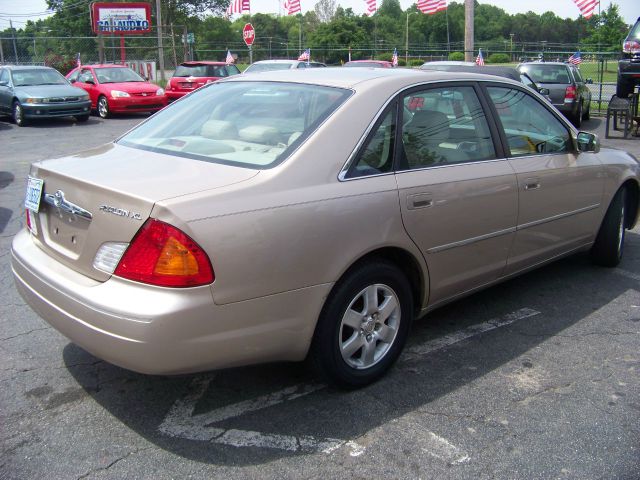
[
  {"left": 13, "top": 101, "right": 27, "bottom": 127},
  {"left": 97, "top": 96, "right": 110, "bottom": 119},
  {"left": 309, "top": 260, "right": 413, "bottom": 388},
  {"left": 591, "top": 188, "right": 626, "bottom": 267}
]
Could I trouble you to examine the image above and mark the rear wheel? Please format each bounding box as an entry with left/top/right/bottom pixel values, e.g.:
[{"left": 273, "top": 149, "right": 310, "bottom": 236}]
[
  {"left": 97, "top": 96, "right": 110, "bottom": 119},
  {"left": 591, "top": 188, "right": 627, "bottom": 267},
  {"left": 572, "top": 102, "right": 582, "bottom": 128},
  {"left": 309, "top": 260, "right": 413, "bottom": 388},
  {"left": 582, "top": 102, "right": 590, "bottom": 121},
  {"left": 13, "top": 101, "right": 26, "bottom": 127}
]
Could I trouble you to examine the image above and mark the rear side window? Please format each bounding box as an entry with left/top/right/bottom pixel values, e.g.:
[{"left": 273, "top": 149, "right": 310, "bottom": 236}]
[
  {"left": 0, "top": 69, "right": 8, "bottom": 84},
  {"left": 487, "top": 86, "right": 571, "bottom": 157},
  {"left": 347, "top": 107, "right": 396, "bottom": 178},
  {"left": 118, "top": 81, "right": 351, "bottom": 169}
]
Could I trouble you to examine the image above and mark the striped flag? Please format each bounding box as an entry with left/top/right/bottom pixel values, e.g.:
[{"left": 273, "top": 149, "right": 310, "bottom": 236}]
[
  {"left": 298, "top": 48, "right": 310, "bottom": 62},
  {"left": 284, "top": 0, "right": 301, "bottom": 15},
  {"left": 227, "top": 0, "right": 250, "bottom": 16},
  {"left": 572, "top": 0, "right": 598, "bottom": 19},
  {"left": 417, "top": 0, "right": 446, "bottom": 15},
  {"left": 392, "top": 48, "right": 398, "bottom": 67},
  {"left": 475, "top": 49, "right": 485, "bottom": 66},
  {"left": 364, "top": 0, "right": 376, "bottom": 16},
  {"left": 568, "top": 51, "right": 582, "bottom": 65},
  {"left": 226, "top": 50, "right": 235, "bottom": 64}
]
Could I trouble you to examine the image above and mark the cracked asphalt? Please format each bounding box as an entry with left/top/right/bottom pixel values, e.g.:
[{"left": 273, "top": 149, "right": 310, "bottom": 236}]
[{"left": 1, "top": 114, "right": 639, "bottom": 479}]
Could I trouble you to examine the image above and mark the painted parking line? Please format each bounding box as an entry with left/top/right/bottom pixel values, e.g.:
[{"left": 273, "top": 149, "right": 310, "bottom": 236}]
[{"left": 158, "top": 307, "right": 541, "bottom": 455}]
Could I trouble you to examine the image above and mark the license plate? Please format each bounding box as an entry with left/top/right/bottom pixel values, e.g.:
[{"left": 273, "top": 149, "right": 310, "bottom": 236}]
[{"left": 25, "top": 176, "right": 44, "bottom": 213}]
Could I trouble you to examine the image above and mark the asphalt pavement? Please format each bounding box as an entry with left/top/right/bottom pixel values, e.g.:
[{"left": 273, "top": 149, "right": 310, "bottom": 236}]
[{"left": 0, "top": 114, "right": 639, "bottom": 479}]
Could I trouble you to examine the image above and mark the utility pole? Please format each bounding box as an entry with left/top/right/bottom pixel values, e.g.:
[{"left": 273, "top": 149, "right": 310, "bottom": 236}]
[
  {"left": 464, "top": 0, "right": 474, "bottom": 63},
  {"left": 0, "top": 38, "right": 4, "bottom": 64},
  {"left": 155, "top": 0, "right": 165, "bottom": 81}
]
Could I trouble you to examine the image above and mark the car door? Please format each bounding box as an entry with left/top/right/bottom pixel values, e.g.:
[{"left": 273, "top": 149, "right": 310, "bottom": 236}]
[
  {"left": 483, "top": 84, "right": 603, "bottom": 274},
  {"left": 0, "top": 68, "right": 14, "bottom": 114},
  {"left": 393, "top": 84, "right": 518, "bottom": 304}
]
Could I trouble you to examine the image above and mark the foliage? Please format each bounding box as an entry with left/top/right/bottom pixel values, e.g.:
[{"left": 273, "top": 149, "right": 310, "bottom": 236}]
[
  {"left": 448, "top": 52, "right": 465, "bottom": 61},
  {"left": 43, "top": 51, "right": 76, "bottom": 75},
  {"left": 582, "top": 4, "right": 629, "bottom": 51},
  {"left": 314, "top": 0, "right": 337, "bottom": 23},
  {"left": 487, "top": 53, "right": 510, "bottom": 63}
]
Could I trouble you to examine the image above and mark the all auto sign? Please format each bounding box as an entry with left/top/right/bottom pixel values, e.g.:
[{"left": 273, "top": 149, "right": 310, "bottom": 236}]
[{"left": 91, "top": 2, "right": 152, "bottom": 35}]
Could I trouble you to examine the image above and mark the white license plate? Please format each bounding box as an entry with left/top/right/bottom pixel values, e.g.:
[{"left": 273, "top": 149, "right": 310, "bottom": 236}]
[{"left": 25, "top": 176, "right": 44, "bottom": 213}]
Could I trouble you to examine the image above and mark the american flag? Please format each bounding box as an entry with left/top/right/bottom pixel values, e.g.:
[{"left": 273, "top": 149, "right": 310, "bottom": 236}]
[
  {"left": 417, "top": 0, "right": 446, "bottom": 15},
  {"left": 76, "top": 52, "right": 81, "bottom": 68},
  {"left": 364, "top": 0, "right": 376, "bottom": 16},
  {"left": 226, "top": 49, "right": 235, "bottom": 64},
  {"left": 284, "top": 0, "right": 301, "bottom": 15},
  {"left": 568, "top": 51, "right": 582, "bottom": 65},
  {"left": 475, "top": 49, "right": 485, "bottom": 66},
  {"left": 298, "top": 48, "right": 310, "bottom": 62},
  {"left": 227, "top": 0, "right": 250, "bottom": 16},
  {"left": 572, "top": 0, "right": 598, "bottom": 19},
  {"left": 392, "top": 48, "right": 398, "bottom": 67}
]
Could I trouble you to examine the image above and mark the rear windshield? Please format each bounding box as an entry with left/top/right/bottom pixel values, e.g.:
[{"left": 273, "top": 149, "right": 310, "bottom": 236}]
[
  {"left": 518, "top": 64, "right": 571, "bottom": 84},
  {"left": 345, "top": 62, "right": 386, "bottom": 68},
  {"left": 12, "top": 69, "right": 67, "bottom": 86},
  {"left": 95, "top": 67, "right": 144, "bottom": 83},
  {"left": 174, "top": 64, "right": 240, "bottom": 77},
  {"left": 244, "top": 63, "right": 294, "bottom": 73},
  {"left": 118, "top": 81, "right": 351, "bottom": 169},
  {"left": 628, "top": 18, "right": 640, "bottom": 40}
]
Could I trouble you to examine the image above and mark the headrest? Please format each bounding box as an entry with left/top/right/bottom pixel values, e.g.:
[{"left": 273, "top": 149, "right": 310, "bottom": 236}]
[
  {"left": 407, "top": 110, "right": 450, "bottom": 139},
  {"left": 200, "top": 120, "right": 238, "bottom": 140},
  {"left": 238, "top": 125, "right": 280, "bottom": 145}
]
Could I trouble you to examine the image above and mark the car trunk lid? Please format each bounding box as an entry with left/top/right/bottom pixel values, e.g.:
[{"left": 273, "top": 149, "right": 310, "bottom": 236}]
[{"left": 27, "top": 143, "right": 258, "bottom": 281}]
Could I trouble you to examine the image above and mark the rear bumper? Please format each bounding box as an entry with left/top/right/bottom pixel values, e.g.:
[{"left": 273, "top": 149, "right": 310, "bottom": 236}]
[
  {"left": 23, "top": 101, "right": 91, "bottom": 119},
  {"left": 11, "top": 229, "right": 328, "bottom": 375},
  {"left": 108, "top": 95, "right": 167, "bottom": 113},
  {"left": 166, "top": 90, "right": 189, "bottom": 100},
  {"left": 618, "top": 59, "right": 640, "bottom": 80}
]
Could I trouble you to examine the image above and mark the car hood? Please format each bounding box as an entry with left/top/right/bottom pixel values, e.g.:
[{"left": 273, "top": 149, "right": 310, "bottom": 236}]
[
  {"left": 16, "top": 84, "right": 88, "bottom": 98},
  {"left": 99, "top": 81, "right": 160, "bottom": 93},
  {"left": 28, "top": 142, "right": 259, "bottom": 281}
]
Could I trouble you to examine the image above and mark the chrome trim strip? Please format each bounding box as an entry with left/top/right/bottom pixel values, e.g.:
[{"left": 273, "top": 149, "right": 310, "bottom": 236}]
[
  {"left": 516, "top": 203, "right": 600, "bottom": 230},
  {"left": 426, "top": 226, "right": 516, "bottom": 254},
  {"left": 43, "top": 190, "right": 93, "bottom": 220}
]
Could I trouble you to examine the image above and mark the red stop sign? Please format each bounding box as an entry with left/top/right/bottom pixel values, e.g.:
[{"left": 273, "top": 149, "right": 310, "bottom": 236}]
[{"left": 243, "top": 23, "right": 255, "bottom": 47}]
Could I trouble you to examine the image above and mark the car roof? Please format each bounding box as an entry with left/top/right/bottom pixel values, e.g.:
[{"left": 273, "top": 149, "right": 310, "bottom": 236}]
[
  {"left": 180, "top": 61, "right": 229, "bottom": 66},
  {"left": 2, "top": 65, "right": 57, "bottom": 71},
  {"left": 422, "top": 64, "right": 522, "bottom": 81},
  {"left": 422, "top": 61, "right": 477, "bottom": 66},
  {"left": 346, "top": 60, "right": 391, "bottom": 64},
  {"left": 79, "top": 64, "right": 130, "bottom": 69},
  {"left": 251, "top": 60, "right": 299, "bottom": 64},
  {"left": 229, "top": 67, "right": 523, "bottom": 90}
]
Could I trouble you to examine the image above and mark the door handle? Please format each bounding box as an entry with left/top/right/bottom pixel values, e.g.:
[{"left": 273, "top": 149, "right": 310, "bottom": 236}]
[
  {"left": 407, "top": 193, "right": 433, "bottom": 209},
  {"left": 523, "top": 177, "right": 541, "bottom": 191}
]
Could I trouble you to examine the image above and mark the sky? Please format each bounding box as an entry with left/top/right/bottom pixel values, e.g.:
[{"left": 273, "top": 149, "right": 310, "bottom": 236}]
[{"left": 0, "top": 0, "right": 638, "bottom": 32}]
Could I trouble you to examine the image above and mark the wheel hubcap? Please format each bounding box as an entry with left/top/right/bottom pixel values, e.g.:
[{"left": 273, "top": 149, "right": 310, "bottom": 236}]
[
  {"left": 339, "top": 284, "right": 401, "bottom": 369},
  {"left": 99, "top": 99, "right": 107, "bottom": 116}
]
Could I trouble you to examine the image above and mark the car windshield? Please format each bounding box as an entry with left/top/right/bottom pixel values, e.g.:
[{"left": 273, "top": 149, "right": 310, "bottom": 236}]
[
  {"left": 118, "top": 81, "right": 351, "bottom": 169},
  {"left": 244, "top": 63, "right": 294, "bottom": 73},
  {"left": 518, "top": 65, "right": 571, "bottom": 84},
  {"left": 94, "top": 67, "right": 144, "bottom": 83},
  {"left": 12, "top": 69, "right": 68, "bottom": 86}
]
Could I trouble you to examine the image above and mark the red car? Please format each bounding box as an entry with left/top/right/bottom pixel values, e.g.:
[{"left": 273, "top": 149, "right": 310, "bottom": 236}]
[
  {"left": 66, "top": 64, "right": 167, "bottom": 118},
  {"left": 166, "top": 61, "right": 241, "bottom": 101},
  {"left": 344, "top": 60, "right": 394, "bottom": 68}
]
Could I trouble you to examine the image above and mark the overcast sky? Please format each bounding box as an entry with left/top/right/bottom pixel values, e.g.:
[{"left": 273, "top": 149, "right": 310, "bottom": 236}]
[{"left": 0, "top": 0, "right": 637, "bottom": 32}]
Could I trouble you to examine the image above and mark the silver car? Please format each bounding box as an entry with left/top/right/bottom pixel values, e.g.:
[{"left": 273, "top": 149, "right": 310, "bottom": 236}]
[{"left": 11, "top": 68, "right": 640, "bottom": 388}]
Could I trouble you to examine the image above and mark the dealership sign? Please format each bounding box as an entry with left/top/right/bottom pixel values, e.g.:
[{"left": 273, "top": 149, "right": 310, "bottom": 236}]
[{"left": 91, "top": 2, "right": 152, "bottom": 35}]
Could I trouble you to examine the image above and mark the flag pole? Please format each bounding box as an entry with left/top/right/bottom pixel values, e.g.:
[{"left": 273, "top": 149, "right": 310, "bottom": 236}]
[{"left": 445, "top": 5, "right": 450, "bottom": 53}]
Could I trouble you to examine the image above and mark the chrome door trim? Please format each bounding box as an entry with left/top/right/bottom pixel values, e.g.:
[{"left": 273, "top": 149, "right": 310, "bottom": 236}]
[
  {"left": 426, "top": 226, "right": 516, "bottom": 254},
  {"left": 516, "top": 203, "right": 600, "bottom": 230}
]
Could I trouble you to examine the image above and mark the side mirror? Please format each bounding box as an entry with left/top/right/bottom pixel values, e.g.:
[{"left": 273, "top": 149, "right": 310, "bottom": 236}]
[
  {"left": 586, "top": 78, "right": 593, "bottom": 84},
  {"left": 85, "top": 78, "right": 95, "bottom": 85},
  {"left": 576, "top": 131, "right": 600, "bottom": 153},
  {"left": 538, "top": 87, "right": 550, "bottom": 96},
  {"left": 0, "top": 80, "right": 8, "bottom": 87},
  {"left": 69, "top": 78, "right": 77, "bottom": 83}
]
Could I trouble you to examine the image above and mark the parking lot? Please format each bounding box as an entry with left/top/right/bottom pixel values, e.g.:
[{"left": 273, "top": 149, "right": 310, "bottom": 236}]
[{"left": 1, "top": 114, "right": 639, "bottom": 479}]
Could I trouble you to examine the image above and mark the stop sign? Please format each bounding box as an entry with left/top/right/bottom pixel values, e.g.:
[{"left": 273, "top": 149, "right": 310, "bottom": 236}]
[{"left": 243, "top": 23, "right": 255, "bottom": 47}]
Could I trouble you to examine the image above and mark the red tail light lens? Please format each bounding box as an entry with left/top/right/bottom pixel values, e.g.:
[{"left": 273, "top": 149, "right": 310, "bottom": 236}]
[
  {"left": 564, "top": 85, "right": 576, "bottom": 102},
  {"left": 623, "top": 40, "right": 640, "bottom": 53},
  {"left": 114, "top": 219, "right": 214, "bottom": 287}
]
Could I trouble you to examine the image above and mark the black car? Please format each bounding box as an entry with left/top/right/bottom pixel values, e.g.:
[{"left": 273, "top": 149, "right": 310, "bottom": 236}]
[
  {"left": 617, "top": 16, "right": 640, "bottom": 98},
  {"left": 517, "top": 62, "right": 592, "bottom": 128}
]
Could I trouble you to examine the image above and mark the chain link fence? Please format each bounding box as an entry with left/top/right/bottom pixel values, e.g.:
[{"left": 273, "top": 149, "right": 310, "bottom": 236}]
[{"left": 0, "top": 33, "right": 621, "bottom": 114}]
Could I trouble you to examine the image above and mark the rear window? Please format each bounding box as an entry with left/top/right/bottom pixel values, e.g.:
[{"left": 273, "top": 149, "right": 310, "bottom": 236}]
[
  {"left": 174, "top": 64, "right": 239, "bottom": 77},
  {"left": 345, "top": 62, "right": 385, "bottom": 68},
  {"left": 628, "top": 18, "right": 640, "bottom": 40},
  {"left": 518, "top": 64, "right": 571, "bottom": 84},
  {"left": 117, "top": 81, "right": 351, "bottom": 169}
]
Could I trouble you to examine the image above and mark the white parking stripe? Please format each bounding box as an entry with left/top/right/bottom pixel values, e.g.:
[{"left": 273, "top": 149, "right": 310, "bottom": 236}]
[
  {"left": 402, "top": 307, "right": 541, "bottom": 362},
  {"left": 158, "top": 307, "right": 541, "bottom": 455}
]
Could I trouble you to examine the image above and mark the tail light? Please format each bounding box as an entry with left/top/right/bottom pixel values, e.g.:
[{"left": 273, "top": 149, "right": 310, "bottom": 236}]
[
  {"left": 114, "top": 219, "right": 214, "bottom": 287},
  {"left": 564, "top": 85, "right": 576, "bottom": 103},
  {"left": 623, "top": 40, "right": 640, "bottom": 54}
]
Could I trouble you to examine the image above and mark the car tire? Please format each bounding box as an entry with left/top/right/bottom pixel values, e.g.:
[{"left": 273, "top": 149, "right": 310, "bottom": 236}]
[
  {"left": 616, "top": 78, "right": 633, "bottom": 98},
  {"left": 591, "top": 187, "right": 627, "bottom": 268},
  {"left": 13, "top": 101, "right": 27, "bottom": 127},
  {"left": 75, "top": 114, "right": 90, "bottom": 122},
  {"left": 97, "top": 96, "right": 110, "bottom": 119},
  {"left": 572, "top": 102, "right": 582, "bottom": 128},
  {"left": 309, "top": 260, "right": 413, "bottom": 388},
  {"left": 582, "top": 102, "right": 590, "bottom": 121}
]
